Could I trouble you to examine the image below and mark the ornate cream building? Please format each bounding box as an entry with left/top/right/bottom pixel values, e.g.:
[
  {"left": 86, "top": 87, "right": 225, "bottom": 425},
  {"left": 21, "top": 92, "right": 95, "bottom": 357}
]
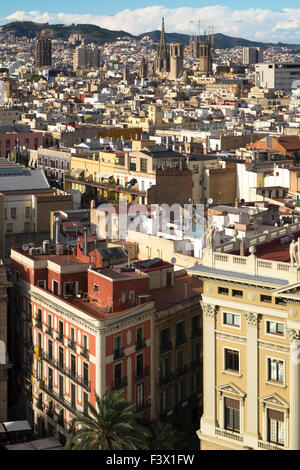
[{"left": 188, "top": 240, "right": 300, "bottom": 450}]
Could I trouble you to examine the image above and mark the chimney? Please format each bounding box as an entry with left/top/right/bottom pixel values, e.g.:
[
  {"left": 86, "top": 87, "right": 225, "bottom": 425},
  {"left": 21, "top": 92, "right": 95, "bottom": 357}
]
[
  {"left": 235, "top": 198, "right": 239, "bottom": 208},
  {"left": 55, "top": 217, "right": 61, "bottom": 255},
  {"left": 83, "top": 226, "right": 88, "bottom": 256},
  {"left": 240, "top": 238, "right": 245, "bottom": 256},
  {"left": 184, "top": 281, "right": 188, "bottom": 300}
]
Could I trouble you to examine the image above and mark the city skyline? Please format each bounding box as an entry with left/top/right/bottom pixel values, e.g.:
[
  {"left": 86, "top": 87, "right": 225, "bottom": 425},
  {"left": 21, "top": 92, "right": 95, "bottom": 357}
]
[{"left": 0, "top": 4, "right": 300, "bottom": 44}]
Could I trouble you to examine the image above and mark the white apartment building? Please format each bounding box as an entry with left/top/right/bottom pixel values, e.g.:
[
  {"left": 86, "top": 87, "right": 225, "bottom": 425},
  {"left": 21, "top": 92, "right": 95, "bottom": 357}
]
[{"left": 255, "top": 63, "right": 300, "bottom": 90}]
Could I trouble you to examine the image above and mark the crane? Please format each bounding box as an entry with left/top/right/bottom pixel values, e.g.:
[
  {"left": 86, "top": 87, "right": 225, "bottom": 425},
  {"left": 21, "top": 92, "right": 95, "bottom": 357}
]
[{"left": 190, "top": 19, "right": 201, "bottom": 38}]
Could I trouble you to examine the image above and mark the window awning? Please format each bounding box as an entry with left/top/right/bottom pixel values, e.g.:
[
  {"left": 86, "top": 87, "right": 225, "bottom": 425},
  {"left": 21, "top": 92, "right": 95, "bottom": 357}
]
[
  {"left": 3, "top": 420, "right": 32, "bottom": 432},
  {"left": 70, "top": 169, "right": 84, "bottom": 178}
]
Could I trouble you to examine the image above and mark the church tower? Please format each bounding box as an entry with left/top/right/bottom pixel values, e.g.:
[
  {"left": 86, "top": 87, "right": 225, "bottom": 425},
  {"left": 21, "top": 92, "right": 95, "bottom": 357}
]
[{"left": 154, "top": 18, "right": 170, "bottom": 75}]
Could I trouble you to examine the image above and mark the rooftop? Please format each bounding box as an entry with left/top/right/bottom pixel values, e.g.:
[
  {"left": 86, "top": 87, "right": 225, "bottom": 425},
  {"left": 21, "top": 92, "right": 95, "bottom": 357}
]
[{"left": 151, "top": 275, "right": 203, "bottom": 311}]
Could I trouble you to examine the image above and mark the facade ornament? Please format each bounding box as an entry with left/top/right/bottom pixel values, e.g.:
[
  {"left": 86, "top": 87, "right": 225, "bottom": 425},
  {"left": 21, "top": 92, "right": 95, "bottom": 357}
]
[
  {"left": 244, "top": 312, "right": 260, "bottom": 327},
  {"left": 287, "top": 328, "right": 300, "bottom": 342},
  {"left": 205, "top": 224, "right": 216, "bottom": 251},
  {"left": 289, "top": 240, "right": 300, "bottom": 267},
  {"left": 201, "top": 302, "right": 218, "bottom": 318}
]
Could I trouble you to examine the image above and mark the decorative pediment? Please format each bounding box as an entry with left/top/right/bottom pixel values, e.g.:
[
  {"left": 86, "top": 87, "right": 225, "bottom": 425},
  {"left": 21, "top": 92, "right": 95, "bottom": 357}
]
[
  {"left": 259, "top": 393, "right": 289, "bottom": 409},
  {"left": 216, "top": 382, "right": 246, "bottom": 398}
]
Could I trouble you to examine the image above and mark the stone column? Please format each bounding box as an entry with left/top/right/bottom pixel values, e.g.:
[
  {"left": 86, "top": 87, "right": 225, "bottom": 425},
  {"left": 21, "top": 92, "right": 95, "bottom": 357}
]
[
  {"left": 288, "top": 329, "right": 300, "bottom": 450},
  {"left": 200, "top": 301, "right": 218, "bottom": 437},
  {"left": 245, "top": 312, "right": 260, "bottom": 448}
]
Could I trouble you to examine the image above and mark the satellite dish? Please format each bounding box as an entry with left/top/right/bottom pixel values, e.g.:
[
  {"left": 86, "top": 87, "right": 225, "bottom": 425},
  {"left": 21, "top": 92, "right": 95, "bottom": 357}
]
[
  {"left": 22, "top": 244, "right": 29, "bottom": 252},
  {"left": 171, "top": 257, "right": 177, "bottom": 264}
]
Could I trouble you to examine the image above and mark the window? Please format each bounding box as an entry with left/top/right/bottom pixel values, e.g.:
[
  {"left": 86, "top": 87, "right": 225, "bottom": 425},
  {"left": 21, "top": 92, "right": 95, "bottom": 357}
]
[
  {"left": 160, "top": 328, "right": 171, "bottom": 352},
  {"left": 268, "top": 358, "right": 284, "bottom": 383},
  {"left": 140, "top": 158, "right": 147, "bottom": 172},
  {"left": 83, "top": 363, "right": 89, "bottom": 386},
  {"left": 83, "top": 334, "right": 89, "bottom": 351},
  {"left": 25, "top": 206, "right": 30, "bottom": 218},
  {"left": 93, "top": 284, "right": 99, "bottom": 292},
  {"left": 232, "top": 289, "right": 243, "bottom": 298},
  {"left": 261, "top": 294, "right": 272, "bottom": 303},
  {"left": 71, "top": 383, "right": 76, "bottom": 409},
  {"left": 160, "top": 387, "right": 171, "bottom": 414},
  {"left": 53, "top": 281, "right": 59, "bottom": 296},
  {"left": 218, "top": 287, "right": 229, "bottom": 295},
  {"left": 177, "top": 350, "right": 184, "bottom": 371},
  {"left": 191, "top": 315, "right": 201, "bottom": 337},
  {"left": 114, "top": 363, "right": 122, "bottom": 386},
  {"left": 175, "top": 379, "right": 185, "bottom": 404},
  {"left": 224, "top": 349, "right": 239, "bottom": 372},
  {"left": 71, "top": 354, "right": 76, "bottom": 377},
  {"left": 224, "top": 397, "right": 240, "bottom": 433},
  {"left": 266, "top": 321, "right": 284, "bottom": 336},
  {"left": 24, "top": 222, "right": 30, "bottom": 233},
  {"left": 10, "top": 207, "right": 16, "bottom": 218},
  {"left": 268, "top": 409, "right": 284, "bottom": 445},
  {"left": 59, "top": 346, "right": 64, "bottom": 369},
  {"left": 130, "top": 157, "right": 136, "bottom": 171},
  {"left": 6, "top": 223, "right": 13, "bottom": 233},
  {"left": 48, "top": 367, "right": 53, "bottom": 390},
  {"left": 136, "top": 354, "right": 144, "bottom": 378},
  {"left": 70, "top": 327, "right": 75, "bottom": 343},
  {"left": 48, "top": 339, "right": 53, "bottom": 360},
  {"left": 136, "top": 383, "right": 144, "bottom": 409},
  {"left": 191, "top": 342, "right": 201, "bottom": 367},
  {"left": 223, "top": 312, "right": 241, "bottom": 327},
  {"left": 160, "top": 356, "right": 171, "bottom": 380},
  {"left": 58, "top": 321, "right": 64, "bottom": 339},
  {"left": 176, "top": 321, "right": 185, "bottom": 345},
  {"left": 83, "top": 392, "right": 89, "bottom": 416},
  {"left": 37, "top": 280, "right": 46, "bottom": 289},
  {"left": 59, "top": 375, "right": 64, "bottom": 398},
  {"left": 136, "top": 326, "right": 144, "bottom": 347}
]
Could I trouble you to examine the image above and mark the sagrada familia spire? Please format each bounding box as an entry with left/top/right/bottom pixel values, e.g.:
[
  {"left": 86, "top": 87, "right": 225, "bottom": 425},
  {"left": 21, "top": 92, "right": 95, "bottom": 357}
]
[{"left": 154, "top": 17, "right": 170, "bottom": 75}]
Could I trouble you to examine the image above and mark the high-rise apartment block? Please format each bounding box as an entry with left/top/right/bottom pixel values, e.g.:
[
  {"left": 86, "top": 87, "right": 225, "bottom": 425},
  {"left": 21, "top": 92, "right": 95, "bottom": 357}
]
[
  {"left": 35, "top": 37, "right": 52, "bottom": 68},
  {"left": 73, "top": 45, "right": 101, "bottom": 72},
  {"left": 243, "top": 47, "right": 263, "bottom": 66}
]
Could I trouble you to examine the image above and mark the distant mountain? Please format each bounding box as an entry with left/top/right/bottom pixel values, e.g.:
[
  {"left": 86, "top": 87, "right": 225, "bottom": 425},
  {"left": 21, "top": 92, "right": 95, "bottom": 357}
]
[
  {"left": 0, "top": 21, "right": 133, "bottom": 44},
  {"left": 1, "top": 21, "right": 300, "bottom": 50},
  {"left": 138, "top": 30, "right": 300, "bottom": 50}
]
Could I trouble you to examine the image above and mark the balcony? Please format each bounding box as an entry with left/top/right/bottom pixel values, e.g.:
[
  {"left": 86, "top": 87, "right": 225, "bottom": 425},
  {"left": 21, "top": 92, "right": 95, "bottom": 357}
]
[
  {"left": 215, "top": 428, "right": 244, "bottom": 443},
  {"left": 159, "top": 372, "right": 174, "bottom": 386},
  {"left": 190, "top": 360, "right": 201, "bottom": 370},
  {"left": 136, "top": 397, "right": 151, "bottom": 411},
  {"left": 80, "top": 348, "right": 89, "bottom": 360},
  {"left": 112, "top": 377, "right": 128, "bottom": 390},
  {"left": 68, "top": 339, "right": 76, "bottom": 351},
  {"left": 160, "top": 342, "right": 173, "bottom": 354},
  {"left": 64, "top": 366, "right": 91, "bottom": 392},
  {"left": 258, "top": 440, "right": 284, "bottom": 450},
  {"left": 56, "top": 333, "right": 64, "bottom": 344},
  {"left": 46, "top": 327, "right": 53, "bottom": 337},
  {"left": 175, "top": 336, "right": 186, "bottom": 347},
  {"left": 191, "top": 328, "right": 202, "bottom": 339},
  {"left": 134, "top": 367, "right": 149, "bottom": 381},
  {"left": 35, "top": 320, "right": 43, "bottom": 330},
  {"left": 175, "top": 365, "right": 188, "bottom": 377},
  {"left": 113, "top": 348, "right": 124, "bottom": 361},
  {"left": 135, "top": 339, "right": 146, "bottom": 351}
]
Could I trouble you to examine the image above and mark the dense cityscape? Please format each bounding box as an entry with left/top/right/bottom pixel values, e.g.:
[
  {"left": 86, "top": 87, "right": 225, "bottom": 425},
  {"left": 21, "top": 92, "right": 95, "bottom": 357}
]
[{"left": 1, "top": 6, "right": 300, "bottom": 453}]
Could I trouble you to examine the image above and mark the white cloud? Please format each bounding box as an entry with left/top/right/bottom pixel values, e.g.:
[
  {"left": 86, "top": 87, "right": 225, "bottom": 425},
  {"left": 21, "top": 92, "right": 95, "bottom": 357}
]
[{"left": 2, "top": 6, "right": 300, "bottom": 43}]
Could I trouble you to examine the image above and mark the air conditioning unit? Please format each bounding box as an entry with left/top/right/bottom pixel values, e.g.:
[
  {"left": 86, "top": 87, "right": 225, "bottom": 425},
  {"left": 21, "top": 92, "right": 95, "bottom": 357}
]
[
  {"left": 35, "top": 247, "right": 43, "bottom": 254},
  {"left": 29, "top": 247, "right": 36, "bottom": 255}
]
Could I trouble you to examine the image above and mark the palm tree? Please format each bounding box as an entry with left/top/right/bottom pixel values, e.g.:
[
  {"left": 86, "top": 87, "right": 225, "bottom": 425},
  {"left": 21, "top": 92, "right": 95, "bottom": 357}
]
[{"left": 65, "top": 389, "right": 150, "bottom": 450}]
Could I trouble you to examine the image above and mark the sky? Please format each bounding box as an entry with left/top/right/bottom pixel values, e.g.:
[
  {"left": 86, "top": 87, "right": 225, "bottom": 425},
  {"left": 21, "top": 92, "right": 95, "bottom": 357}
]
[{"left": 1, "top": 2, "right": 300, "bottom": 44}]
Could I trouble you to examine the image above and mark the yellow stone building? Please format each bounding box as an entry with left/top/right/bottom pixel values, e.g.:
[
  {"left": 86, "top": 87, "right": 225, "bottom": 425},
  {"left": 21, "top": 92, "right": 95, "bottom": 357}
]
[{"left": 188, "top": 241, "right": 300, "bottom": 450}]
